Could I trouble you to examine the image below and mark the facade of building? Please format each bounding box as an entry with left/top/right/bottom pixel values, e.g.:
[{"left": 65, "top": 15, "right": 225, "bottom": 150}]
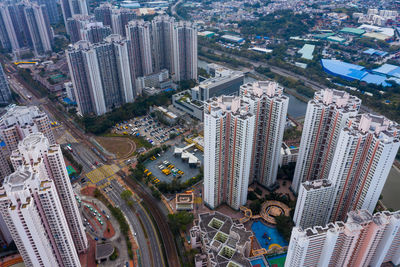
[
  {"left": 203, "top": 96, "right": 255, "bottom": 210},
  {"left": 0, "top": 165, "right": 81, "bottom": 267},
  {"left": 94, "top": 3, "right": 112, "bottom": 27},
  {"left": 241, "top": 81, "right": 289, "bottom": 189},
  {"left": 64, "top": 81, "right": 76, "bottom": 102},
  {"left": 111, "top": 8, "right": 136, "bottom": 37},
  {"left": 37, "top": 0, "right": 60, "bottom": 24},
  {"left": 126, "top": 20, "right": 153, "bottom": 77},
  {"left": 66, "top": 15, "right": 92, "bottom": 43},
  {"left": 23, "top": 2, "right": 53, "bottom": 56},
  {"left": 328, "top": 114, "right": 400, "bottom": 222},
  {"left": 172, "top": 90, "right": 204, "bottom": 121},
  {"left": 0, "top": 64, "right": 11, "bottom": 105},
  {"left": 292, "top": 89, "right": 361, "bottom": 194},
  {"left": 0, "top": 105, "right": 55, "bottom": 154},
  {"left": 67, "top": 35, "right": 136, "bottom": 115},
  {"left": 0, "top": 3, "right": 20, "bottom": 52},
  {"left": 10, "top": 133, "right": 88, "bottom": 253},
  {"left": 82, "top": 22, "right": 112, "bottom": 44},
  {"left": 0, "top": 2, "right": 53, "bottom": 56},
  {"left": 286, "top": 210, "right": 400, "bottom": 267},
  {"left": 135, "top": 69, "right": 171, "bottom": 92},
  {"left": 151, "top": 15, "right": 175, "bottom": 74},
  {"left": 61, "top": 0, "right": 88, "bottom": 30},
  {"left": 0, "top": 141, "right": 11, "bottom": 184},
  {"left": 173, "top": 21, "right": 197, "bottom": 82},
  {"left": 190, "top": 212, "right": 253, "bottom": 267},
  {"left": 293, "top": 179, "right": 335, "bottom": 229}
]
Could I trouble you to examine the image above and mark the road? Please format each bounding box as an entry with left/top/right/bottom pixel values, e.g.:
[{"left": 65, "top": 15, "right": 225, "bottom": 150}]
[
  {"left": 171, "top": 0, "right": 183, "bottom": 19},
  {"left": 201, "top": 46, "right": 376, "bottom": 114},
  {"left": 5, "top": 63, "right": 171, "bottom": 266},
  {"left": 123, "top": 177, "right": 180, "bottom": 267},
  {"left": 106, "top": 179, "right": 165, "bottom": 267}
]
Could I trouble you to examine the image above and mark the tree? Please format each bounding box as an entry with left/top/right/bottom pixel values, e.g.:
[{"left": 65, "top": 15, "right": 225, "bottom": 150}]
[
  {"left": 167, "top": 211, "right": 194, "bottom": 233},
  {"left": 249, "top": 200, "right": 262, "bottom": 214},
  {"left": 151, "top": 187, "right": 161, "bottom": 200},
  {"left": 247, "top": 191, "right": 258, "bottom": 201},
  {"left": 275, "top": 214, "right": 294, "bottom": 242},
  {"left": 120, "top": 190, "right": 133, "bottom": 201}
]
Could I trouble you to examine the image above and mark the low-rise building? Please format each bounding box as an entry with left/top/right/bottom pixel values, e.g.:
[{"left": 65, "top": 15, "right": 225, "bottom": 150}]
[
  {"left": 279, "top": 143, "right": 299, "bottom": 167},
  {"left": 136, "top": 69, "right": 174, "bottom": 93},
  {"left": 152, "top": 106, "right": 179, "bottom": 125},
  {"left": 175, "top": 192, "right": 194, "bottom": 211},
  {"left": 190, "top": 212, "right": 253, "bottom": 267},
  {"left": 172, "top": 64, "right": 244, "bottom": 121},
  {"left": 172, "top": 90, "right": 204, "bottom": 120}
]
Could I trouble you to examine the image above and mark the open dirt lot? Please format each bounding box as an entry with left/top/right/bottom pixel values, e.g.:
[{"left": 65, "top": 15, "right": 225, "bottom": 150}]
[{"left": 95, "top": 137, "right": 136, "bottom": 159}]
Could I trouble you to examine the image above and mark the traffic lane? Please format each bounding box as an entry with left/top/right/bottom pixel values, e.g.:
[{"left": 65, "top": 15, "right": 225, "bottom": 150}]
[
  {"left": 68, "top": 146, "right": 93, "bottom": 173},
  {"left": 108, "top": 182, "right": 157, "bottom": 266},
  {"left": 106, "top": 186, "right": 152, "bottom": 267},
  {"left": 109, "top": 180, "right": 163, "bottom": 267},
  {"left": 106, "top": 188, "right": 153, "bottom": 267}
]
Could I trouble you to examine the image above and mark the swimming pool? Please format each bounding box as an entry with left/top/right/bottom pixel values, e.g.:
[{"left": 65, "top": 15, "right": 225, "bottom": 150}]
[
  {"left": 251, "top": 221, "right": 288, "bottom": 250},
  {"left": 250, "top": 258, "right": 267, "bottom": 267}
]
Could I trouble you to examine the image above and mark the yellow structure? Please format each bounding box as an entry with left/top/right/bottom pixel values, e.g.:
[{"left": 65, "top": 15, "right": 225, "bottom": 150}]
[
  {"left": 14, "top": 61, "right": 38, "bottom": 65},
  {"left": 250, "top": 236, "right": 268, "bottom": 257}
]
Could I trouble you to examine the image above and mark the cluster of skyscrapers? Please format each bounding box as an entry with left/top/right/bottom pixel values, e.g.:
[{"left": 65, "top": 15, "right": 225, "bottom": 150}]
[
  {"left": 203, "top": 81, "right": 289, "bottom": 210},
  {"left": 291, "top": 89, "right": 399, "bottom": 229},
  {"left": 0, "top": 1, "right": 53, "bottom": 57},
  {"left": 0, "top": 105, "right": 87, "bottom": 266},
  {"left": 202, "top": 83, "right": 400, "bottom": 265},
  {"left": 286, "top": 210, "right": 400, "bottom": 267},
  {"left": 67, "top": 15, "right": 197, "bottom": 116},
  {"left": 285, "top": 89, "right": 400, "bottom": 265}
]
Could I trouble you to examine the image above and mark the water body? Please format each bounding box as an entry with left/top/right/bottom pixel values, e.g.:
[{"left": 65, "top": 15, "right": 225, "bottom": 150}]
[
  {"left": 382, "top": 167, "right": 400, "bottom": 210},
  {"left": 286, "top": 94, "right": 307, "bottom": 119},
  {"left": 198, "top": 59, "right": 308, "bottom": 118}
]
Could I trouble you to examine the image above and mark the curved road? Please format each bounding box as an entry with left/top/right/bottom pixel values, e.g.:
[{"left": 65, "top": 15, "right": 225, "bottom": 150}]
[
  {"left": 106, "top": 179, "right": 165, "bottom": 267},
  {"left": 202, "top": 46, "right": 376, "bottom": 114},
  {"left": 7, "top": 62, "right": 167, "bottom": 267},
  {"left": 171, "top": 0, "right": 183, "bottom": 19},
  {"left": 124, "top": 177, "right": 180, "bottom": 267}
]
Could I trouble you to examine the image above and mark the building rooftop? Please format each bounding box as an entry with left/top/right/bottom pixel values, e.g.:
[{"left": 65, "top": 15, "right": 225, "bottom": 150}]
[
  {"left": 340, "top": 27, "right": 365, "bottom": 35},
  {"left": 302, "top": 179, "right": 332, "bottom": 191},
  {"left": 176, "top": 192, "right": 194, "bottom": 204},
  {"left": 321, "top": 59, "right": 393, "bottom": 87},
  {"left": 298, "top": 44, "right": 315, "bottom": 60},
  {"left": 19, "top": 132, "right": 47, "bottom": 151},
  {"left": 193, "top": 212, "right": 252, "bottom": 267},
  {"left": 205, "top": 96, "right": 252, "bottom": 119},
  {"left": 313, "top": 88, "right": 361, "bottom": 111},
  {"left": 240, "top": 81, "right": 287, "bottom": 100},
  {"left": 347, "top": 114, "right": 399, "bottom": 141},
  {"left": 95, "top": 243, "right": 115, "bottom": 260},
  {"left": 0, "top": 105, "right": 46, "bottom": 128}
]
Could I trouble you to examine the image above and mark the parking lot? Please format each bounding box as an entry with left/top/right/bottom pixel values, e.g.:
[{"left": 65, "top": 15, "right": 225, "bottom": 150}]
[
  {"left": 113, "top": 115, "right": 186, "bottom": 146},
  {"left": 144, "top": 146, "right": 203, "bottom": 184}
]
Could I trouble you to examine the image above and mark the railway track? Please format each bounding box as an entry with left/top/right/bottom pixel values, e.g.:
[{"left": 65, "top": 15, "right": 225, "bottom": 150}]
[
  {"left": 13, "top": 73, "right": 109, "bottom": 162},
  {"left": 124, "top": 177, "right": 180, "bottom": 267}
]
